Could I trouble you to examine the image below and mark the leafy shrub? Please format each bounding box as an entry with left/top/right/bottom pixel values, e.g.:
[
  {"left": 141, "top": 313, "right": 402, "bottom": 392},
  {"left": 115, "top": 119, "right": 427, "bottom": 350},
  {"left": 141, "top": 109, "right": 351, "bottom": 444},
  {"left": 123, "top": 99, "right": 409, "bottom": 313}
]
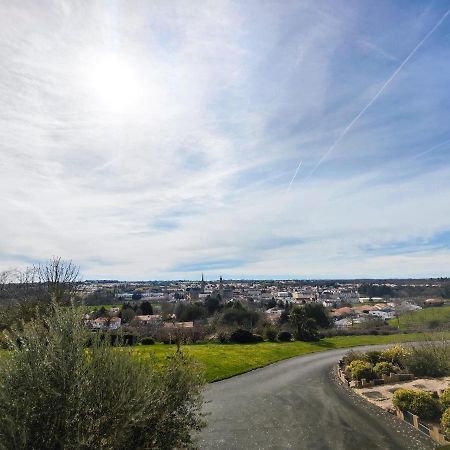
[
  {"left": 393, "top": 389, "right": 441, "bottom": 420},
  {"left": 140, "top": 337, "right": 154, "bottom": 345},
  {"left": 0, "top": 304, "right": 205, "bottom": 450},
  {"left": 393, "top": 389, "right": 417, "bottom": 411},
  {"left": 441, "top": 407, "right": 450, "bottom": 434},
  {"left": 342, "top": 350, "right": 366, "bottom": 366},
  {"left": 229, "top": 329, "right": 261, "bottom": 344},
  {"left": 380, "top": 345, "right": 408, "bottom": 364},
  {"left": 252, "top": 334, "right": 264, "bottom": 343},
  {"left": 348, "top": 360, "right": 374, "bottom": 381},
  {"left": 400, "top": 341, "right": 450, "bottom": 377},
  {"left": 373, "top": 361, "right": 396, "bottom": 378},
  {"left": 364, "top": 350, "right": 382, "bottom": 365},
  {"left": 441, "top": 388, "right": 450, "bottom": 410},
  {"left": 264, "top": 327, "right": 278, "bottom": 342},
  {"left": 217, "top": 330, "right": 230, "bottom": 343},
  {"left": 277, "top": 331, "right": 292, "bottom": 342}
]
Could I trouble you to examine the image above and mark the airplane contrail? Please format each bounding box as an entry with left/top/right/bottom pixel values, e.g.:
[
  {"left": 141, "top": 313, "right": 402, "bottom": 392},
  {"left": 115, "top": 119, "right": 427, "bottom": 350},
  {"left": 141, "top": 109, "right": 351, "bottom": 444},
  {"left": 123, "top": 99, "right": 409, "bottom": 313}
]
[
  {"left": 286, "top": 160, "right": 303, "bottom": 192},
  {"left": 298, "top": 8, "right": 450, "bottom": 185},
  {"left": 410, "top": 137, "right": 450, "bottom": 160}
]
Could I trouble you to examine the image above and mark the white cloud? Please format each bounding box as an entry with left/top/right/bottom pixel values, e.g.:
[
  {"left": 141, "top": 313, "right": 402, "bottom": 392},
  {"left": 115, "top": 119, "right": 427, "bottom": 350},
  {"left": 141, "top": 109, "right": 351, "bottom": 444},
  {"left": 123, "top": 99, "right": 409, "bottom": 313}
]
[{"left": 0, "top": 0, "right": 449, "bottom": 279}]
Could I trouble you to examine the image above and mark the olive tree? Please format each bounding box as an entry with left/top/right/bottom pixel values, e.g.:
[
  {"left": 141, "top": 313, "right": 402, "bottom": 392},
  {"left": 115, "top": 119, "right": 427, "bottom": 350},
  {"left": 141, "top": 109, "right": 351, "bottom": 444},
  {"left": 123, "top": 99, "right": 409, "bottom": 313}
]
[{"left": 0, "top": 304, "right": 205, "bottom": 450}]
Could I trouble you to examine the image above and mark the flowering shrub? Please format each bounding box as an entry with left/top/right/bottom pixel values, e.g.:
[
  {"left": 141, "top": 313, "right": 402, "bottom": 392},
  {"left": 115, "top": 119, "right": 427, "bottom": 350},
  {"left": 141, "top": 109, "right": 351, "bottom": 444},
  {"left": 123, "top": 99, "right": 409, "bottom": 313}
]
[
  {"left": 348, "top": 360, "right": 374, "bottom": 381},
  {"left": 373, "top": 361, "right": 396, "bottom": 377},
  {"left": 393, "top": 389, "right": 441, "bottom": 421}
]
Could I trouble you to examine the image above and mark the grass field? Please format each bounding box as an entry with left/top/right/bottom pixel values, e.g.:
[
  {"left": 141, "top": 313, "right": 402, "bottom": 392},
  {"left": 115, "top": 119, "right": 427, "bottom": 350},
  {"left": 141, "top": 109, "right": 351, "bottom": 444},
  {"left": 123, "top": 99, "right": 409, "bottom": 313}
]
[
  {"left": 86, "top": 304, "right": 123, "bottom": 312},
  {"left": 388, "top": 305, "right": 450, "bottom": 330},
  {"left": 132, "top": 332, "right": 448, "bottom": 382}
]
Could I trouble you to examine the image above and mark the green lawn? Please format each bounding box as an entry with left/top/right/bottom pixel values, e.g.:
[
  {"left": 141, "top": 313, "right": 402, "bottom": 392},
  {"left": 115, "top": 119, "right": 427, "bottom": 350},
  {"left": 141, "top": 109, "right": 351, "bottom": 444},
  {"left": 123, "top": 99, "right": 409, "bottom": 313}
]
[
  {"left": 86, "top": 304, "right": 123, "bottom": 312},
  {"left": 388, "top": 305, "right": 450, "bottom": 330},
  {"left": 132, "top": 332, "right": 448, "bottom": 382}
]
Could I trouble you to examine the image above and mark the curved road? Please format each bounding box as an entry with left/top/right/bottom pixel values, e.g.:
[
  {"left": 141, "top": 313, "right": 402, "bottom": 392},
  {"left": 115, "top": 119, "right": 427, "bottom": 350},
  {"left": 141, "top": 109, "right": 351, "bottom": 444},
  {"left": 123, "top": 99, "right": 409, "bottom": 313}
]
[{"left": 198, "top": 347, "right": 435, "bottom": 450}]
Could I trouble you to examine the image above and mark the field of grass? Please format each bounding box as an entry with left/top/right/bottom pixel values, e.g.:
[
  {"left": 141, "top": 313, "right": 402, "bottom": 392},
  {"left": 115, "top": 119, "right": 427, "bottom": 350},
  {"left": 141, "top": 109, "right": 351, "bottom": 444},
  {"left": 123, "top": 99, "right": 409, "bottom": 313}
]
[
  {"left": 388, "top": 305, "right": 450, "bottom": 330},
  {"left": 132, "top": 332, "right": 448, "bottom": 382},
  {"left": 86, "top": 304, "right": 123, "bottom": 312}
]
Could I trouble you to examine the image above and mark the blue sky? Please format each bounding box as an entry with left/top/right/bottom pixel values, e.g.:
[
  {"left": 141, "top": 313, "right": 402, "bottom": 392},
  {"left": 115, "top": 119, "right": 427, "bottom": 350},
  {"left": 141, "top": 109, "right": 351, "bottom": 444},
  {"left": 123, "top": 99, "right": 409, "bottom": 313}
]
[{"left": 0, "top": 0, "right": 449, "bottom": 280}]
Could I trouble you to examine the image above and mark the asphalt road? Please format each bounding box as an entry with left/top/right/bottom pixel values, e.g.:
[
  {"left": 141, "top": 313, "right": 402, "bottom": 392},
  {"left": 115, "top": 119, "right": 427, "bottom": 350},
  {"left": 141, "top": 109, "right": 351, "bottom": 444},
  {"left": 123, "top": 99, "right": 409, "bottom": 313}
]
[{"left": 197, "top": 347, "right": 435, "bottom": 450}]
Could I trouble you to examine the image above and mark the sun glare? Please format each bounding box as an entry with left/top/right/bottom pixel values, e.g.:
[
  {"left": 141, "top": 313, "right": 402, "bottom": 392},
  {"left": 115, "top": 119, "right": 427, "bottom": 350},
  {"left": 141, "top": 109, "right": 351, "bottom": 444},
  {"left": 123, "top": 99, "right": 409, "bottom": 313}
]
[{"left": 87, "top": 56, "right": 141, "bottom": 113}]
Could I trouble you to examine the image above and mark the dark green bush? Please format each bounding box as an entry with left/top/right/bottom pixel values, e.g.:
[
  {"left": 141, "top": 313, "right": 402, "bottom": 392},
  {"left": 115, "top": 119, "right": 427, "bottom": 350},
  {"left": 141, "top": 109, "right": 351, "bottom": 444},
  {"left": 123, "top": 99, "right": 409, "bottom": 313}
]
[
  {"left": 140, "top": 337, "right": 154, "bottom": 345},
  {"left": 0, "top": 304, "right": 205, "bottom": 450},
  {"left": 348, "top": 360, "right": 374, "bottom": 381},
  {"left": 252, "top": 334, "right": 264, "bottom": 343},
  {"left": 229, "top": 329, "right": 261, "bottom": 344},
  {"left": 277, "top": 331, "right": 292, "bottom": 342},
  {"left": 393, "top": 389, "right": 417, "bottom": 411},
  {"left": 393, "top": 389, "right": 441, "bottom": 420},
  {"left": 373, "top": 361, "right": 396, "bottom": 378}
]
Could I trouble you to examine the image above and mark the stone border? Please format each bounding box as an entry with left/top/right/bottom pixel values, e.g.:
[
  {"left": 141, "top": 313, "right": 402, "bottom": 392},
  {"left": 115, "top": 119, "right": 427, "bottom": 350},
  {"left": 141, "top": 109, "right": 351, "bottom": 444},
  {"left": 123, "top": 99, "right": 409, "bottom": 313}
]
[
  {"left": 337, "top": 361, "right": 449, "bottom": 446},
  {"left": 394, "top": 408, "right": 449, "bottom": 446}
]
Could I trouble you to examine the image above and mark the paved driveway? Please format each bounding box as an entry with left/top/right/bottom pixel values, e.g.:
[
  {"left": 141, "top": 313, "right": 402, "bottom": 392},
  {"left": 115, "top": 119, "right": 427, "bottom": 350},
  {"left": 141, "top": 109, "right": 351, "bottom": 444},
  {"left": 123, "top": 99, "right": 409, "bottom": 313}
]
[{"left": 198, "top": 347, "right": 434, "bottom": 450}]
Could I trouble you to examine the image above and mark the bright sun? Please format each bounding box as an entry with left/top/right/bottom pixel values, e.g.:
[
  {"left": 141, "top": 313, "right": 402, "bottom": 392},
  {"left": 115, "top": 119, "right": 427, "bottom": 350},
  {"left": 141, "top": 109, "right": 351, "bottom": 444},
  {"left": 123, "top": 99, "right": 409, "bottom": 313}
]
[{"left": 87, "top": 56, "right": 141, "bottom": 113}]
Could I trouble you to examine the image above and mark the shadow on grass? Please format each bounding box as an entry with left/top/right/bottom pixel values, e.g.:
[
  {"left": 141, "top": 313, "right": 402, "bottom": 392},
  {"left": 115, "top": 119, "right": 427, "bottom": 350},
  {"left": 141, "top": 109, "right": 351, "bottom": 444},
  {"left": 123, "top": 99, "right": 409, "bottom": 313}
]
[{"left": 314, "top": 340, "right": 336, "bottom": 349}]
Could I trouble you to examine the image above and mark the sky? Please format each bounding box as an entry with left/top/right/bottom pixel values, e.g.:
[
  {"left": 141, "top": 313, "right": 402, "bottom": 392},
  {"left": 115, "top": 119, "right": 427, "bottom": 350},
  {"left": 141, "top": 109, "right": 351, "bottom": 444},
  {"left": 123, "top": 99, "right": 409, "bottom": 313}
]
[{"left": 1, "top": 0, "right": 450, "bottom": 280}]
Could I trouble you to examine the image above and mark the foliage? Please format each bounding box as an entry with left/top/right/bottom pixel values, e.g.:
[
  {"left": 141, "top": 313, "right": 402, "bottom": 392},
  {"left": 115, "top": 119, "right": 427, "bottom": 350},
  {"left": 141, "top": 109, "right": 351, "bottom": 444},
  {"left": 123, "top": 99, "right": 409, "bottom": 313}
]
[
  {"left": 440, "top": 388, "right": 450, "bottom": 410},
  {"left": 140, "top": 301, "right": 153, "bottom": 316},
  {"left": 302, "top": 303, "right": 331, "bottom": 328},
  {"left": 229, "top": 329, "right": 261, "bottom": 344},
  {"left": 120, "top": 307, "right": 136, "bottom": 324},
  {"left": 277, "top": 331, "right": 292, "bottom": 342},
  {"left": 289, "top": 306, "right": 319, "bottom": 341},
  {"left": 0, "top": 304, "right": 205, "bottom": 450},
  {"left": 205, "top": 295, "right": 221, "bottom": 315},
  {"left": 219, "top": 305, "right": 260, "bottom": 328},
  {"left": 393, "top": 389, "right": 441, "bottom": 420},
  {"left": 373, "top": 361, "right": 396, "bottom": 377},
  {"left": 266, "top": 298, "right": 277, "bottom": 309},
  {"left": 400, "top": 340, "right": 450, "bottom": 377},
  {"left": 84, "top": 289, "right": 116, "bottom": 306},
  {"left": 177, "top": 303, "right": 207, "bottom": 323},
  {"left": 342, "top": 350, "right": 366, "bottom": 366},
  {"left": 380, "top": 345, "right": 409, "bottom": 364},
  {"left": 364, "top": 350, "right": 382, "bottom": 365},
  {"left": 140, "top": 337, "right": 155, "bottom": 345},
  {"left": 358, "top": 283, "right": 394, "bottom": 298},
  {"left": 441, "top": 407, "right": 450, "bottom": 434},
  {"left": 264, "top": 327, "right": 278, "bottom": 342},
  {"left": 348, "top": 360, "right": 374, "bottom": 381}
]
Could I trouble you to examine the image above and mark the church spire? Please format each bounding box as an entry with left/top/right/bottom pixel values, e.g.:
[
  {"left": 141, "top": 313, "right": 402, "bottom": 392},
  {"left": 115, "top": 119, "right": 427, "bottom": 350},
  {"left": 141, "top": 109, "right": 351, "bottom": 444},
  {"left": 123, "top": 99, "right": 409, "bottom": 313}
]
[{"left": 201, "top": 272, "right": 205, "bottom": 294}]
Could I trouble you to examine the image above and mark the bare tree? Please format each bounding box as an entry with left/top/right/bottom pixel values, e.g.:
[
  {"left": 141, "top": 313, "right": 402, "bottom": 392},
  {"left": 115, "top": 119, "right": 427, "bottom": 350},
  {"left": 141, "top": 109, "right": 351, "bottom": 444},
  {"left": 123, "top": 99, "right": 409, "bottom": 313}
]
[{"left": 35, "top": 257, "right": 80, "bottom": 304}]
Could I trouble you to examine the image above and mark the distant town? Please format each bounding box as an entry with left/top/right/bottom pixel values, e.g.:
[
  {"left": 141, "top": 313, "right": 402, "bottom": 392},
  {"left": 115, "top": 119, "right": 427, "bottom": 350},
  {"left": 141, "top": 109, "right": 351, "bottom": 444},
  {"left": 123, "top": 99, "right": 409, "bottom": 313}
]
[{"left": 81, "top": 276, "right": 450, "bottom": 332}]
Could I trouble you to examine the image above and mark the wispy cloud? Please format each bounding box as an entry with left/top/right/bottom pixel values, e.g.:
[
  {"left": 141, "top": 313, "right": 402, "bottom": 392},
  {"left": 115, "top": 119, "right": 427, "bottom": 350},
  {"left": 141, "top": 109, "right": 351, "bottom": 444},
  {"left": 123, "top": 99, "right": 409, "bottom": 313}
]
[{"left": 0, "top": 1, "right": 449, "bottom": 279}]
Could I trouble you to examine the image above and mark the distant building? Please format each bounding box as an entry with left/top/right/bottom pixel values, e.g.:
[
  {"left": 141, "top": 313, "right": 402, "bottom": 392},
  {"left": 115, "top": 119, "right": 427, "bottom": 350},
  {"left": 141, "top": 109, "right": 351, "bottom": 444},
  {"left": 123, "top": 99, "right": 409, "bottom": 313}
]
[{"left": 134, "top": 315, "right": 162, "bottom": 325}]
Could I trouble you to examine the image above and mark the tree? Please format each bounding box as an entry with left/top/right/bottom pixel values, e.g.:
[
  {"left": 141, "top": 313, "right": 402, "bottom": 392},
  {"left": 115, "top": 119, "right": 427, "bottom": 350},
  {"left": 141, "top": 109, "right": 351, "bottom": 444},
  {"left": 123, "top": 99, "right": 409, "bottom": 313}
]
[
  {"left": 0, "top": 303, "right": 205, "bottom": 449},
  {"left": 131, "top": 292, "right": 142, "bottom": 301},
  {"left": 35, "top": 257, "right": 80, "bottom": 304},
  {"left": 205, "top": 295, "right": 221, "bottom": 315},
  {"left": 289, "top": 306, "right": 319, "bottom": 341},
  {"left": 140, "top": 301, "right": 153, "bottom": 315},
  {"left": 178, "top": 303, "right": 206, "bottom": 322},
  {"left": 266, "top": 297, "right": 277, "bottom": 309},
  {"left": 302, "top": 303, "right": 331, "bottom": 328},
  {"left": 120, "top": 308, "right": 136, "bottom": 324}
]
